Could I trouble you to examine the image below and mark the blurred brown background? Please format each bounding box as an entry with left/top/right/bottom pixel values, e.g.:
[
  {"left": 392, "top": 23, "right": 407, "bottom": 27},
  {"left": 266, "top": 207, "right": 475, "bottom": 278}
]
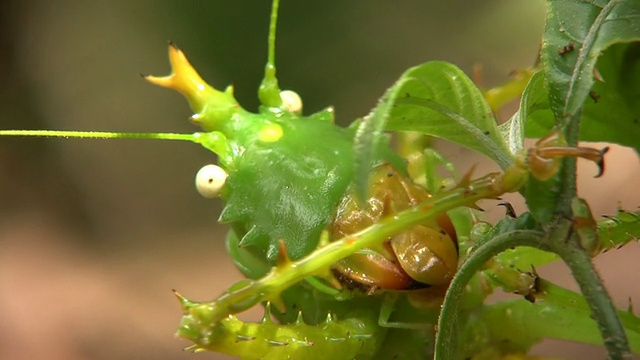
[{"left": 0, "top": 1, "right": 638, "bottom": 359}]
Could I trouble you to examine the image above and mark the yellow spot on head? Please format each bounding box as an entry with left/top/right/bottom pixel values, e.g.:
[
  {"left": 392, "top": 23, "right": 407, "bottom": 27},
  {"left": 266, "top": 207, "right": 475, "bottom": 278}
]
[{"left": 258, "top": 123, "right": 283, "bottom": 143}]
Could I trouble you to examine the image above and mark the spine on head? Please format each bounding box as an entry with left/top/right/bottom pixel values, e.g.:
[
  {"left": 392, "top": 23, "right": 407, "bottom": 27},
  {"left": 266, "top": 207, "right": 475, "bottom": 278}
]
[
  {"left": 146, "top": 0, "right": 285, "bottom": 133},
  {"left": 144, "top": 44, "right": 240, "bottom": 133}
]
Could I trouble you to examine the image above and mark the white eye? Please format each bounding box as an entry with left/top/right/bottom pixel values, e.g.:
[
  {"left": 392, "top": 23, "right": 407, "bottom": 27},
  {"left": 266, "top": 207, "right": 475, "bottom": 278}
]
[
  {"left": 280, "top": 90, "right": 302, "bottom": 114},
  {"left": 195, "top": 164, "right": 227, "bottom": 198}
]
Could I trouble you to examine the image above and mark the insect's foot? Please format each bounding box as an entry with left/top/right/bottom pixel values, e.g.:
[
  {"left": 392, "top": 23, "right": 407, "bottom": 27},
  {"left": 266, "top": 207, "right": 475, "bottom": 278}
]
[
  {"left": 497, "top": 202, "right": 517, "bottom": 218},
  {"left": 527, "top": 130, "right": 611, "bottom": 180},
  {"left": 533, "top": 145, "right": 610, "bottom": 178},
  {"left": 594, "top": 146, "right": 610, "bottom": 178}
]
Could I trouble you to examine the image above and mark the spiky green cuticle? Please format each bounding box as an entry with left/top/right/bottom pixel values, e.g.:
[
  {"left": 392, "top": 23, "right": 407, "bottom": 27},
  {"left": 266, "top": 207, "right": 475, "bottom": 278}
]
[
  {"left": 176, "top": 302, "right": 381, "bottom": 360},
  {"left": 146, "top": 43, "right": 368, "bottom": 271},
  {"left": 218, "top": 120, "right": 356, "bottom": 266}
]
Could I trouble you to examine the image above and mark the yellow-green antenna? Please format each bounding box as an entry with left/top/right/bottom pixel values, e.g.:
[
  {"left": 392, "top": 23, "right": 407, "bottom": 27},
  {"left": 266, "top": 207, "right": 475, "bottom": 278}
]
[
  {"left": 0, "top": 129, "right": 198, "bottom": 142},
  {"left": 0, "top": 129, "right": 235, "bottom": 165},
  {"left": 257, "top": 0, "right": 283, "bottom": 109}
]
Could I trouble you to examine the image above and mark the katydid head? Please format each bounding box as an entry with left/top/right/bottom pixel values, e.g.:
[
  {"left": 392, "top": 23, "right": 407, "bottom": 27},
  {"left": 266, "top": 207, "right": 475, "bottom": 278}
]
[
  {"left": 0, "top": 0, "right": 297, "bottom": 194},
  {"left": 140, "top": 0, "right": 309, "bottom": 167}
]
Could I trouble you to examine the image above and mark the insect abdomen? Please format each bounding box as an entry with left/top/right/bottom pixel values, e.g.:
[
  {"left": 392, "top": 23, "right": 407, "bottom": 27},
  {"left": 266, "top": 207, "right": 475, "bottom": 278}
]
[{"left": 177, "top": 303, "right": 381, "bottom": 360}]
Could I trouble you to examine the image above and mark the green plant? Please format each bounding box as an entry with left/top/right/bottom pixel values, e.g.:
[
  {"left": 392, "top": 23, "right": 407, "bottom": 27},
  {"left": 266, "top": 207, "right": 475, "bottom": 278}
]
[{"left": 2, "top": 0, "right": 640, "bottom": 359}]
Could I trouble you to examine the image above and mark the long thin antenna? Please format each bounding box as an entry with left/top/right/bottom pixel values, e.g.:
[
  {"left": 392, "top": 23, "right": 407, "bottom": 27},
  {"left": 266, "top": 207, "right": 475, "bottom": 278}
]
[
  {"left": 267, "top": 0, "right": 280, "bottom": 67},
  {"left": 0, "top": 129, "right": 198, "bottom": 142},
  {"left": 258, "top": 0, "right": 283, "bottom": 108}
]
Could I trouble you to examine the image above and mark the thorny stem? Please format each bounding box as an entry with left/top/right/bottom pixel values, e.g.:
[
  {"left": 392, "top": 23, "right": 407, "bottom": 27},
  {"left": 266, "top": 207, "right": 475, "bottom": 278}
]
[
  {"left": 555, "top": 111, "right": 632, "bottom": 358},
  {"left": 556, "top": 111, "right": 581, "bottom": 217},
  {"left": 546, "top": 214, "right": 633, "bottom": 359},
  {"left": 181, "top": 171, "right": 522, "bottom": 323}
]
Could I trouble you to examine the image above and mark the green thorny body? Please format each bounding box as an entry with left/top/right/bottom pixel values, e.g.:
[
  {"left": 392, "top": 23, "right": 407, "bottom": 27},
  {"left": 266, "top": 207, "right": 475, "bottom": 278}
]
[
  {"left": 137, "top": 15, "right": 640, "bottom": 360},
  {"left": 140, "top": 42, "right": 622, "bottom": 359},
  {"left": 117, "top": 1, "right": 640, "bottom": 359},
  {"left": 147, "top": 44, "right": 447, "bottom": 359}
]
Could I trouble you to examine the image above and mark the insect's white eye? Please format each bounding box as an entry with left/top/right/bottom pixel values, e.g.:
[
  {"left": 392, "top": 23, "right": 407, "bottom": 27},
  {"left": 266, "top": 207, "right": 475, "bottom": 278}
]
[
  {"left": 195, "top": 164, "right": 228, "bottom": 198},
  {"left": 280, "top": 90, "right": 302, "bottom": 114}
]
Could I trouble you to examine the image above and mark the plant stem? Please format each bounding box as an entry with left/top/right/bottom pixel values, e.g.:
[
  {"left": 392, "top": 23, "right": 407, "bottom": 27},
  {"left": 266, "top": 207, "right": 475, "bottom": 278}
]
[
  {"left": 185, "top": 171, "right": 523, "bottom": 324},
  {"left": 434, "top": 230, "right": 545, "bottom": 360},
  {"left": 549, "top": 225, "right": 633, "bottom": 359},
  {"left": 554, "top": 110, "right": 632, "bottom": 359}
]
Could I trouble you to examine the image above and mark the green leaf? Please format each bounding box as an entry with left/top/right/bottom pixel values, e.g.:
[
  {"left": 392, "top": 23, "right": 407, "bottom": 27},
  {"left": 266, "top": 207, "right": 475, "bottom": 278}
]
[
  {"left": 499, "top": 71, "right": 546, "bottom": 155},
  {"left": 543, "top": 0, "right": 640, "bottom": 125},
  {"left": 476, "top": 293, "right": 640, "bottom": 355},
  {"left": 370, "top": 61, "right": 513, "bottom": 170},
  {"left": 390, "top": 62, "right": 513, "bottom": 169},
  {"left": 495, "top": 73, "right": 567, "bottom": 225},
  {"left": 353, "top": 84, "right": 405, "bottom": 202},
  {"left": 526, "top": 43, "right": 640, "bottom": 151},
  {"left": 354, "top": 61, "right": 513, "bottom": 201}
]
